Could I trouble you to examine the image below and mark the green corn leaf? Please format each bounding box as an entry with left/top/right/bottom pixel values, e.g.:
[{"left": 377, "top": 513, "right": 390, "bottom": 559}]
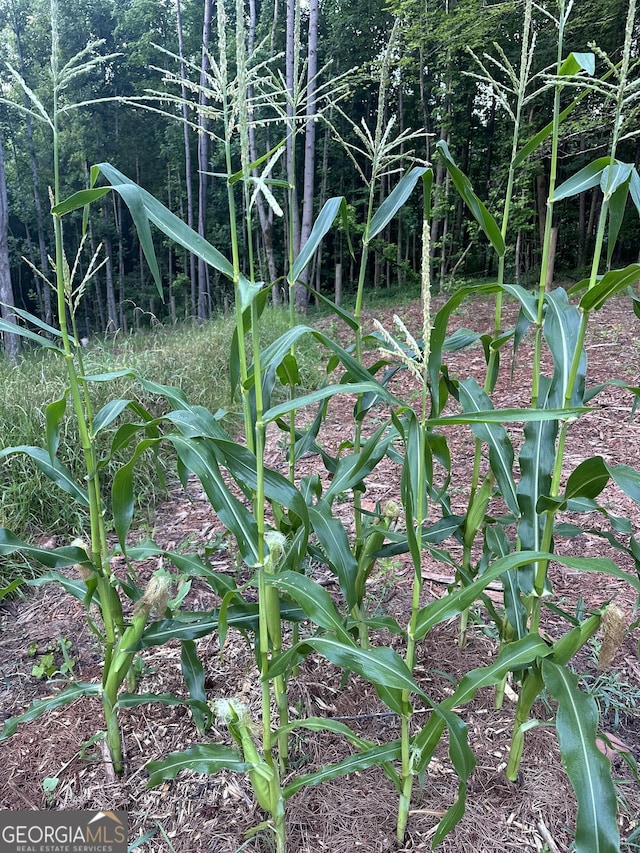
[
  {"left": 629, "top": 168, "right": 640, "bottom": 216},
  {"left": 0, "top": 317, "right": 63, "bottom": 351},
  {"left": 27, "top": 572, "right": 95, "bottom": 605},
  {"left": 206, "top": 438, "right": 309, "bottom": 539},
  {"left": 0, "top": 578, "right": 24, "bottom": 601},
  {"left": 0, "top": 527, "right": 89, "bottom": 568},
  {"left": 601, "top": 162, "right": 633, "bottom": 197},
  {"left": 276, "top": 352, "right": 300, "bottom": 387},
  {"left": 459, "top": 379, "right": 519, "bottom": 515},
  {"left": 427, "top": 406, "right": 587, "bottom": 426},
  {"left": 180, "top": 640, "right": 208, "bottom": 735},
  {"left": 324, "top": 422, "right": 392, "bottom": 504},
  {"left": 103, "top": 180, "right": 163, "bottom": 298},
  {"left": 607, "top": 179, "right": 630, "bottom": 267},
  {"left": 51, "top": 187, "right": 111, "bottom": 216},
  {"left": 554, "top": 157, "right": 611, "bottom": 201},
  {"left": 237, "top": 275, "right": 263, "bottom": 312},
  {"left": 544, "top": 289, "right": 586, "bottom": 407},
  {"left": 146, "top": 744, "right": 250, "bottom": 788},
  {"left": 45, "top": 393, "right": 67, "bottom": 462},
  {"left": 169, "top": 436, "right": 259, "bottom": 566},
  {"left": 265, "top": 635, "right": 426, "bottom": 700},
  {"left": 558, "top": 52, "right": 595, "bottom": 76},
  {"left": 136, "top": 602, "right": 306, "bottom": 648},
  {"left": 290, "top": 280, "right": 358, "bottom": 330},
  {"left": 542, "top": 660, "right": 620, "bottom": 853},
  {"left": 565, "top": 456, "right": 610, "bottom": 501},
  {"left": 116, "top": 692, "right": 210, "bottom": 718},
  {"left": 7, "top": 306, "right": 66, "bottom": 340},
  {"left": 293, "top": 196, "right": 345, "bottom": 279},
  {"left": 414, "top": 551, "right": 554, "bottom": 640},
  {"left": 430, "top": 705, "right": 476, "bottom": 848},
  {"left": 283, "top": 741, "right": 402, "bottom": 799},
  {"left": 0, "top": 445, "right": 89, "bottom": 506},
  {"left": 516, "top": 377, "right": 557, "bottom": 596},
  {"left": 92, "top": 399, "right": 132, "bottom": 435},
  {"left": 368, "top": 166, "right": 428, "bottom": 241},
  {"left": 263, "top": 381, "right": 393, "bottom": 423},
  {"left": 436, "top": 141, "right": 505, "bottom": 257},
  {"left": 1, "top": 682, "right": 101, "bottom": 739},
  {"left": 578, "top": 264, "right": 640, "bottom": 311},
  {"left": 112, "top": 438, "right": 160, "bottom": 550},
  {"left": 262, "top": 570, "right": 353, "bottom": 642},
  {"left": 606, "top": 462, "right": 640, "bottom": 503},
  {"left": 308, "top": 505, "right": 359, "bottom": 610},
  {"left": 275, "top": 715, "right": 375, "bottom": 748},
  {"left": 97, "top": 162, "right": 234, "bottom": 286},
  {"left": 412, "top": 635, "right": 550, "bottom": 773}
]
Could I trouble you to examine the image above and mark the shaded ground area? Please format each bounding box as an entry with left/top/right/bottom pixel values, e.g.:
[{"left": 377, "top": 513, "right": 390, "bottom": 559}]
[{"left": 1, "top": 293, "right": 640, "bottom": 852}]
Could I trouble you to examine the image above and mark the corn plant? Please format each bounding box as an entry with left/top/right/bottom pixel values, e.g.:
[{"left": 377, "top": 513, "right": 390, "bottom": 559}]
[{"left": 0, "top": 0, "right": 222, "bottom": 776}]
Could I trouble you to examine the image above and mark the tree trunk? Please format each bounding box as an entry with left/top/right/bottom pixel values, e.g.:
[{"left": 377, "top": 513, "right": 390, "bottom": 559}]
[
  {"left": 248, "top": 0, "right": 279, "bottom": 302},
  {"left": 286, "top": 0, "right": 301, "bottom": 272},
  {"left": 295, "top": 0, "right": 319, "bottom": 311},
  {"left": 103, "top": 228, "right": 119, "bottom": 333},
  {"left": 176, "top": 0, "right": 197, "bottom": 317},
  {"left": 198, "top": 0, "right": 213, "bottom": 320},
  {"left": 0, "top": 138, "right": 20, "bottom": 364},
  {"left": 11, "top": 3, "right": 52, "bottom": 327}
]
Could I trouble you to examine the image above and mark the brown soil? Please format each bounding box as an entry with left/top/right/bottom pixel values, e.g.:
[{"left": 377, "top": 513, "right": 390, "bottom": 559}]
[{"left": 1, "top": 293, "right": 639, "bottom": 853}]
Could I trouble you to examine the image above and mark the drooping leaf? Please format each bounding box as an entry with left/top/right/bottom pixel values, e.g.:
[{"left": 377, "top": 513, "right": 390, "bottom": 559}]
[
  {"left": 262, "top": 570, "right": 352, "bottom": 642},
  {"left": 169, "top": 436, "right": 259, "bottom": 566},
  {"left": 146, "top": 744, "right": 250, "bottom": 788},
  {"left": 458, "top": 379, "right": 518, "bottom": 515},
  {"left": 436, "top": 141, "right": 505, "bottom": 257},
  {"left": 542, "top": 660, "right": 620, "bottom": 853},
  {"left": 181, "top": 640, "right": 208, "bottom": 735},
  {"left": 0, "top": 446, "right": 88, "bottom": 506},
  {"left": 308, "top": 505, "right": 359, "bottom": 610},
  {"left": 607, "top": 178, "right": 631, "bottom": 269},
  {"left": 283, "top": 741, "right": 402, "bottom": 799},
  {"left": 97, "top": 163, "right": 234, "bottom": 292},
  {"left": 1, "top": 682, "right": 101, "bottom": 739}
]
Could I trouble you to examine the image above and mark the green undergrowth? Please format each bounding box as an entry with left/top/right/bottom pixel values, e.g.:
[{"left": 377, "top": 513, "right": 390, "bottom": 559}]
[{"left": 0, "top": 308, "right": 321, "bottom": 581}]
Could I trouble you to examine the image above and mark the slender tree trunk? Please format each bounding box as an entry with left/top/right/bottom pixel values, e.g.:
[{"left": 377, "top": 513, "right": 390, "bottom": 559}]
[
  {"left": 248, "top": 0, "right": 279, "bottom": 302},
  {"left": 103, "top": 226, "right": 119, "bottom": 334},
  {"left": 11, "top": 2, "right": 52, "bottom": 327},
  {"left": 113, "top": 195, "right": 126, "bottom": 330},
  {"left": 577, "top": 134, "right": 587, "bottom": 268},
  {"left": 286, "top": 0, "right": 301, "bottom": 264},
  {"left": 198, "top": 0, "right": 213, "bottom": 320},
  {"left": 0, "top": 138, "right": 20, "bottom": 364},
  {"left": 295, "top": 0, "right": 319, "bottom": 311},
  {"left": 176, "top": 0, "right": 197, "bottom": 316}
]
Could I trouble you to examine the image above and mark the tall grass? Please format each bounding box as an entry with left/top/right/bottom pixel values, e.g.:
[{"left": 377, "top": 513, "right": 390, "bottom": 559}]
[{"left": 0, "top": 309, "right": 320, "bottom": 558}]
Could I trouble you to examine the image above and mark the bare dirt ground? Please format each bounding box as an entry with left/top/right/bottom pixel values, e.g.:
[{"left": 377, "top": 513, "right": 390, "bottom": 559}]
[{"left": 1, "top": 293, "right": 639, "bottom": 852}]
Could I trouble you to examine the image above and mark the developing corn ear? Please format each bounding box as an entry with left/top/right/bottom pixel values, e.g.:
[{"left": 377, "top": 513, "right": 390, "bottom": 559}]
[{"left": 598, "top": 605, "right": 626, "bottom": 669}]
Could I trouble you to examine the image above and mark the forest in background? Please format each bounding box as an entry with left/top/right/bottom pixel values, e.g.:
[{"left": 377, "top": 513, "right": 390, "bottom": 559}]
[{"left": 0, "top": 0, "right": 638, "bottom": 339}]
